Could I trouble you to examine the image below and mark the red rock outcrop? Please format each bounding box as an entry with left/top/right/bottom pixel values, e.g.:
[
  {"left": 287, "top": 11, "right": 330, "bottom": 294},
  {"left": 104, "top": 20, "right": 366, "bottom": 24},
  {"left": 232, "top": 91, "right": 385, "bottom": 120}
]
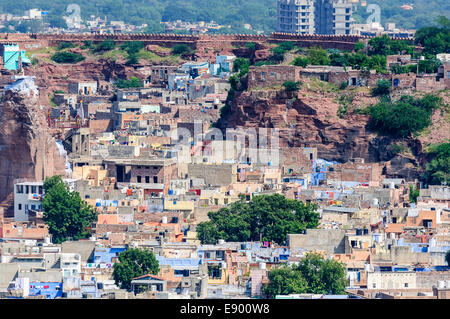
[
  {"left": 0, "top": 78, "right": 67, "bottom": 211},
  {"left": 221, "top": 88, "right": 380, "bottom": 162}
]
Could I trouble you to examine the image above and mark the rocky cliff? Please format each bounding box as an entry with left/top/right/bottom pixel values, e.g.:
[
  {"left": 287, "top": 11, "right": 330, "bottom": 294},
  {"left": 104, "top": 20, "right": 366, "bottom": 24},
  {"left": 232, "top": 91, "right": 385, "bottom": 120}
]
[
  {"left": 0, "top": 77, "right": 67, "bottom": 212},
  {"left": 25, "top": 58, "right": 143, "bottom": 103},
  {"left": 218, "top": 87, "right": 431, "bottom": 179}
]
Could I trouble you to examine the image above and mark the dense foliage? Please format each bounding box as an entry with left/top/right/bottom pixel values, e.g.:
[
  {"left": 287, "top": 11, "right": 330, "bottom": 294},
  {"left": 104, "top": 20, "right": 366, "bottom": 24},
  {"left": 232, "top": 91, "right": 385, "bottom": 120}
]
[
  {"left": 409, "top": 185, "right": 420, "bottom": 203},
  {"left": 120, "top": 41, "right": 144, "bottom": 64},
  {"left": 424, "top": 143, "right": 450, "bottom": 185},
  {"left": 263, "top": 252, "right": 348, "bottom": 298},
  {"left": 196, "top": 194, "right": 320, "bottom": 245},
  {"left": 415, "top": 16, "right": 450, "bottom": 56},
  {"left": 51, "top": 51, "right": 85, "bottom": 64},
  {"left": 368, "top": 94, "right": 443, "bottom": 137},
  {"left": 367, "top": 35, "right": 413, "bottom": 56},
  {"left": 115, "top": 76, "right": 142, "bottom": 89},
  {"left": 93, "top": 40, "right": 116, "bottom": 53},
  {"left": 171, "top": 44, "right": 192, "bottom": 55},
  {"left": 112, "top": 248, "right": 160, "bottom": 290},
  {"left": 42, "top": 176, "right": 97, "bottom": 244},
  {"left": 282, "top": 81, "right": 302, "bottom": 92},
  {"left": 371, "top": 79, "right": 392, "bottom": 96}
]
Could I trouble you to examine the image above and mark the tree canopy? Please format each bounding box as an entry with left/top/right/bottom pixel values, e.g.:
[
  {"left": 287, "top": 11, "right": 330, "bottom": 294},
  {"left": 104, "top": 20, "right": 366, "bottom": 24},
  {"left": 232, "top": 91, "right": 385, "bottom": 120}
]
[
  {"left": 367, "top": 94, "right": 443, "bottom": 138},
  {"left": 263, "top": 252, "right": 348, "bottom": 298},
  {"left": 42, "top": 175, "right": 97, "bottom": 244},
  {"left": 51, "top": 51, "right": 85, "bottom": 64},
  {"left": 196, "top": 194, "right": 319, "bottom": 245},
  {"left": 415, "top": 16, "right": 450, "bottom": 56},
  {"left": 115, "top": 76, "right": 142, "bottom": 89},
  {"left": 112, "top": 248, "right": 160, "bottom": 290},
  {"left": 425, "top": 143, "right": 450, "bottom": 185}
]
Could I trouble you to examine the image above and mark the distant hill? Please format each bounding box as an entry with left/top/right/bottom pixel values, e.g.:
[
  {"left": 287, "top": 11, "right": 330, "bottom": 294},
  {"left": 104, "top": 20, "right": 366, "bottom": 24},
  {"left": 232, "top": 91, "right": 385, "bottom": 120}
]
[
  {"left": 0, "top": 0, "right": 448, "bottom": 33},
  {"left": 353, "top": 0, "right": 450, "bottom": 30}
]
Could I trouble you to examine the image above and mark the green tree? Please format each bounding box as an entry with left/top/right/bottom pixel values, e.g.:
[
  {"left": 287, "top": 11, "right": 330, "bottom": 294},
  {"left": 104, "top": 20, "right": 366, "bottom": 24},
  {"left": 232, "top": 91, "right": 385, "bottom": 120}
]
[
  {"left": 269, "top": 42, "right": 295, "bottom": 63},
  {"left": 292, "top": 56, "right": 309, "bottom": 67},
  {"left": 93, "top": 40, "right": 116, "bottom": 53},
  {"left": 415, "top": 16, "right": 450, "bottom": 56},
  {"left": 126, "top": 54, "right": 139, "bottom": 65},
  {"left": 368, "top": 94, "right": 442, "bottom": 137},
  {"left": 58, "top": 42, "right": 75, "bottom": 51},
  {"left": 51, "top": 52, "right": 85, "bottom": 64},
  {"left": 425, "top": 143, "right": 450, "bottom": 185},
  {"left": 409, "top": 185, "right": 420, "bottom": 203},
  {"left": 112, "top": 248, "right": 160, "bottom": 290},
  {"left": 262, "top": 266, "right": 308, "bottom": 298},
  {"left": 197, "top": 194, "right": 319, "bottom": 245},
  {"left": 282, "top": 81, "right": 302, "bottom": 92},
  {"left": 296, "top": 252, "right": 347, "bottom": 295},
  {"left": 245, "top": 42, "right": 257, "bottom": 51},
  {"left": 233, "top": 57, "right": 251, "bottom": 76},
  {"left": 196, "top": 221, "right": 222, "bottom": 244},
  {"left": 306, "top": 47, "right": 330, "bottom": 65},
  {"left": 121, "top": 41, "right": 144, "bottom": 55},
  {"left": 171, "top": 44, "right": 192, "bottom": 55},
  {"left": 115, "top": 77, "right": 142, "bottom": 88},
  {"left": 263, "top": 252, "right": 348, "bottom": 298},
  {"left": 354, "top": 41, "right": 365, "bottom": 52},
  {"left": 42, "top": 176, "right": 97, "bottom": 244},
  {"left": 371, "top": 79, "right": 391, "bottom": 96}
]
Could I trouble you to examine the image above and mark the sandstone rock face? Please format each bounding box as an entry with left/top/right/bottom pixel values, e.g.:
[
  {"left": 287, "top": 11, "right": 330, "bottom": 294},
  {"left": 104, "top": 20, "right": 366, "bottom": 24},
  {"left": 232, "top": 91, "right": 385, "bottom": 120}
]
[
  {"left": 220, "top": 89, "right": 391, "bottom": 164},
  {"left": 25, "top": 59, "right": 144, "bottom": 100},
  {"left": 0, "top": 78, "right": 67, "bottom": 208}
]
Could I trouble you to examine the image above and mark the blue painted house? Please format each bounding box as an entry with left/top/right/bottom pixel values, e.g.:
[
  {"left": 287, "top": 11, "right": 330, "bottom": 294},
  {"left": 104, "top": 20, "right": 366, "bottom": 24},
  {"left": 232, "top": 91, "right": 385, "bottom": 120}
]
[
  {"left": 93, "top": 246, "right": 127, "bottom": 267},
  {"left": 29, "top": 282, "right": 63, "bottom": 299}
]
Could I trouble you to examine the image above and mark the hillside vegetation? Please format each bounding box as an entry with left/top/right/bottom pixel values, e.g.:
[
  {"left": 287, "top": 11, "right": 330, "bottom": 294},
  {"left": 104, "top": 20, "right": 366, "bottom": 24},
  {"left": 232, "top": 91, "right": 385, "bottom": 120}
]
[{"left": 1, "top": 0, "right": 449, "bottom": 33}]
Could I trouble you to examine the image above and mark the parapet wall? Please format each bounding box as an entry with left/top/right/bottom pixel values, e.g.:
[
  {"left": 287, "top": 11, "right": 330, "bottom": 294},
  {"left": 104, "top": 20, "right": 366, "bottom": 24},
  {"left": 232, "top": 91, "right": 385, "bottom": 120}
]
[{"left": 0, "top": 32, "right": 414, "bottom": 52}]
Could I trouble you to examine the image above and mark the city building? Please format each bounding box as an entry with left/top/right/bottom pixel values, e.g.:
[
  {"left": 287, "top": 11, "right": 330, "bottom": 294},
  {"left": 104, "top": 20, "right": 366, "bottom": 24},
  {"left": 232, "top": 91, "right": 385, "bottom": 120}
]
[{"left": 277, "top": 0, "right": 353, "bottom": 35}]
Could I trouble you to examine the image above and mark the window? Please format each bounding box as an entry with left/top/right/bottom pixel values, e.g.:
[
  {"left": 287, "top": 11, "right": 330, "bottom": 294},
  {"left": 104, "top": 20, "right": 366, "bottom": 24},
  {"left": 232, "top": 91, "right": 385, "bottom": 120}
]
[
  {"left": 404, "top": 283, "right": 408, "bottom": 288},
  {"left": 18, "top": 204, "right": 22, "bottom": 210},
  {"left": 137, "top": 176, "right": 142, "bottom": 183},
  {"left": 153, "top": 176, "right": 158, "bottom": 183},
  {"left": 146, "top": 176, "right": 150, "bottom": 183},
  {"left": 31, "top": 186, "right": 37, "bottom": 194}
]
